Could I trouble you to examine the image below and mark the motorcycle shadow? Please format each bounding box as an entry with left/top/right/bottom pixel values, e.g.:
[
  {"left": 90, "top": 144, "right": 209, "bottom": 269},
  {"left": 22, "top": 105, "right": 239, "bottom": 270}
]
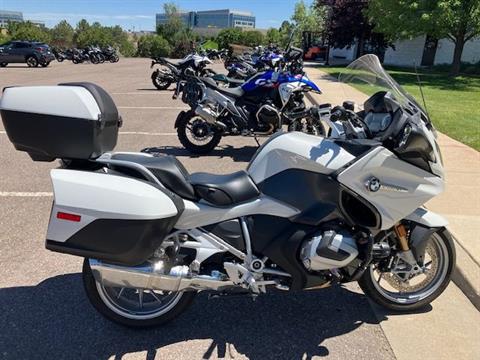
[
  {"left": 142, "top": 145, "right": 259, "bottom": 163},
  {"left": 0, "top": 273, "right": 430, "bottom": 360}
]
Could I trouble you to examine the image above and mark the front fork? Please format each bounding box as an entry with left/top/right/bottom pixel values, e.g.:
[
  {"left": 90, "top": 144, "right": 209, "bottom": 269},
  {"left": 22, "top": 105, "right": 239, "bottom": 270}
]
[{"left": 394, "top": 223, "right": 410, "bottom": 251}]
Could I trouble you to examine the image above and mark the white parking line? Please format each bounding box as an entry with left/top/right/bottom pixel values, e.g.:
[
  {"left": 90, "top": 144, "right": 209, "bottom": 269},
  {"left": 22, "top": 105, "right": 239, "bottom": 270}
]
[
  {"left": 118, "top": 106, "right": 187, "bottom": 110},
  {"left": 0, "top": 192, "right": 53, "bottom": 197}
]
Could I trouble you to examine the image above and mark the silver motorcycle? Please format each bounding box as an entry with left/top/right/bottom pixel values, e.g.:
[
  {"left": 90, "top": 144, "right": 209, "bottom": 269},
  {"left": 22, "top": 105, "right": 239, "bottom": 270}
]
[{"left": 0, "top": 56, "right": 454, "bottom": 328}]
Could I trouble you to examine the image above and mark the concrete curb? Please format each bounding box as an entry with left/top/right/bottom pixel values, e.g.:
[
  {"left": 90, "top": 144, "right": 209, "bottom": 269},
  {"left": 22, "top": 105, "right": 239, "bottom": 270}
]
[
  {"left": 450, "top": 231, "right": 480, "bottom": 311},
  {"left": 305, "top": 91, "right": 480, "bottom": 312}
]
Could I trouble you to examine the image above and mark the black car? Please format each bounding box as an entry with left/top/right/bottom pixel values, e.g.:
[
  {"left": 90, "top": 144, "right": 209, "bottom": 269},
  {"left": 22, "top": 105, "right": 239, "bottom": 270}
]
[{"left": 0, "top": 41, "right": 55, "bottom": 68}]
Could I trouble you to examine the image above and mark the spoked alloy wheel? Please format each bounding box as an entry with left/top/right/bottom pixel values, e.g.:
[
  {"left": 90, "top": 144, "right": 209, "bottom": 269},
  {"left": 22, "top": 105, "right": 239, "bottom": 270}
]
[
  {"left": 152, "top": 69, "right": 172, "bottom": 90},
  {"left": 359, "top": 230, "right": 455, "bottom": 311},
  {"left": 82, "top": 259, "right": 195, "bottom": 327},
  {"left": 177, "top": 112, "right": 222, "bottom": 154},
  {"left": 97, "top": 283, "right": 183, "bottom": 319}
]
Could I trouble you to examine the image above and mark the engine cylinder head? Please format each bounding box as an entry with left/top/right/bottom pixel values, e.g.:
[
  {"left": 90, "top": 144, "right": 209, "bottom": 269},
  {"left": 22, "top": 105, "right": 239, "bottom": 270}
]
[{"left": 300, "top": 230, "right": 359, "bottom": 271}]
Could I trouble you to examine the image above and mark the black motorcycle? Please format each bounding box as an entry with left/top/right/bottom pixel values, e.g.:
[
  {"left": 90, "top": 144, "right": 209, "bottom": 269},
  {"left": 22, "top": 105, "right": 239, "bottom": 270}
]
[
  {"left": 52, "top": 48, "right": 67, "bottom": 62},
  {"left": 150, "top": 53, "right": 216, "bottom": 90},
  {"left": 102, "top": 46, "right": 119, "bottom": 63}
]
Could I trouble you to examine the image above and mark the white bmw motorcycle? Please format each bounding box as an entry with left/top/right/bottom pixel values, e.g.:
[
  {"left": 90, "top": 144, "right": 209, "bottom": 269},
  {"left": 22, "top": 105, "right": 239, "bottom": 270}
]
[{"left": 0, "top": 57, "right": 454, "bottom": 328}]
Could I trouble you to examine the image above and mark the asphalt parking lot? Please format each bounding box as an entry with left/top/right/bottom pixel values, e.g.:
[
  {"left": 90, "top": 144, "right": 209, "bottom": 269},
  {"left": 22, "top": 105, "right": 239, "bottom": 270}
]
[{"left": 0, "top": 58, "right": 398, "bottom": 360}]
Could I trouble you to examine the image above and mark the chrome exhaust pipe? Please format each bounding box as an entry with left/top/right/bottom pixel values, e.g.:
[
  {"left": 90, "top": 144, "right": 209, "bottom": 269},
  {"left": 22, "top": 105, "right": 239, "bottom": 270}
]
[{"left": 89, "top": 259, "right": 234, "bottom": 292}]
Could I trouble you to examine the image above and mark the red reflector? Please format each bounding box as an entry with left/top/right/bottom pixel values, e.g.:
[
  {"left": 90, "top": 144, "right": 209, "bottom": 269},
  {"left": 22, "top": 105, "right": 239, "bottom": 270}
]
[{"left": 57, "top": 212, "right": 81, "bottom": 222}]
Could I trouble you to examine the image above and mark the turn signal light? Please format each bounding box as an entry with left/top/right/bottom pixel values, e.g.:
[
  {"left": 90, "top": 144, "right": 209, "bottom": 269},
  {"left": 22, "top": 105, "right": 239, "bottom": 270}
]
[{"left": 57, "top": 212, "right": 81, "bottom": 222}]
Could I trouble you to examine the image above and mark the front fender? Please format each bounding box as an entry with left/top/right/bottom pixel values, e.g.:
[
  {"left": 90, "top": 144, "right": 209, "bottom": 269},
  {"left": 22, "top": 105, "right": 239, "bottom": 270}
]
[
  {"left": 405, "top": 207, "right": 448, "bottom": 227},
  {"left": 174, "top": 111, "right": 187, "bottom": 129},
  {"left": 405, "top": 208, "right": 448, "bottom": 264}
]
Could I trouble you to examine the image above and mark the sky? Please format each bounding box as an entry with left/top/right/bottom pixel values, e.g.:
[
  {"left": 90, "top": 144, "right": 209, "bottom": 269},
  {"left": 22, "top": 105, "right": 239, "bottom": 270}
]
[{"left": 0, "top": 0, "right": 314, "bottom": 31}]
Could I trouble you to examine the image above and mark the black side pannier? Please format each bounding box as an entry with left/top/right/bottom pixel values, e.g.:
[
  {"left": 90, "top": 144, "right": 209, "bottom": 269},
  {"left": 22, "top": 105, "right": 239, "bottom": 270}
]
[{"left": 0, "top": 82, "right": 121, "bottom": 161}]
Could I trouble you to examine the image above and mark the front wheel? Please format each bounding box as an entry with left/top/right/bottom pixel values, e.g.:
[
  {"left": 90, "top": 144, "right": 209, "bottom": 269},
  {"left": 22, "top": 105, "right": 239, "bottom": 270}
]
[
  {"left": 359, "top": 228, "right": 455, "bottom": 312},
  {"left": 176, "top": 111, "right": 222, "bottom": 154},
  {"left": 82, "top": 258, "right": 196, "bottom": 328}
]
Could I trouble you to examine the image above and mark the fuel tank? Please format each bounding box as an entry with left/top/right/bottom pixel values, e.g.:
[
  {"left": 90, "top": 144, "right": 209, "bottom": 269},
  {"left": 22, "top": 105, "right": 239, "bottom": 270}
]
[{"left": 247, "top": 132, "right": 356, "bottom": 184}]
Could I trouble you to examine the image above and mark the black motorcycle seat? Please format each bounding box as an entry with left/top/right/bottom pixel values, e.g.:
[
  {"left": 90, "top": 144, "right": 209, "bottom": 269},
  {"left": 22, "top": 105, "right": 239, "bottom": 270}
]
[
  {"left": 157, "top": 57, "right": 179, "bottom": 67},
  {"left": 201, "top": 77, "right": 244, "bottom": 98},
  {"left": 110, "top": 153, "right": 197, "bottom": 201},
  {"left": 189, "top": 170, "right": 260, "bottom": 206},
  {"left": 109, "top": 153, "right": 259, "bottom": 206}
]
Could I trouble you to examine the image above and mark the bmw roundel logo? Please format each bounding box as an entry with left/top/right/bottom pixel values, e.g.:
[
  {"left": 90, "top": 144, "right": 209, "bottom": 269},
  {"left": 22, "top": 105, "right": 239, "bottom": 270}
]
[{"left": 366, "top": 177, "right": 381, "bottom": 192}]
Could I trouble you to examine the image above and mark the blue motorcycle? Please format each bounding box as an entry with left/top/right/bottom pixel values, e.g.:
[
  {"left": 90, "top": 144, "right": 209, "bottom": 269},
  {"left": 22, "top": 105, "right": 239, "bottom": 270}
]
[{"left": 175, "top": 48, "right": 324, "bottom": 154}]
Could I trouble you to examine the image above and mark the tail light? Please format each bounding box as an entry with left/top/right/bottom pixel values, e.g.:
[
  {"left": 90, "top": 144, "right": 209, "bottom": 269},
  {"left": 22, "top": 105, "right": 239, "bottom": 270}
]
[
  {"left": 57, "top": 212, "right": 81, "bottom": 222},
  {"left": 35, "top": 47, "right": 45, "bottom": 52}
]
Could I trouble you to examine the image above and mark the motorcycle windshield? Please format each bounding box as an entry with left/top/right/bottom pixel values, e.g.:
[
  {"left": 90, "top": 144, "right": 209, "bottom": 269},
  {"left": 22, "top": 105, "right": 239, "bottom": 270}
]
[
  {"left": 338, "top": 54, "right": 425, "bottom": 116},
  {"left": 339, "top": 55, "right": 444, "bottom": 176}
]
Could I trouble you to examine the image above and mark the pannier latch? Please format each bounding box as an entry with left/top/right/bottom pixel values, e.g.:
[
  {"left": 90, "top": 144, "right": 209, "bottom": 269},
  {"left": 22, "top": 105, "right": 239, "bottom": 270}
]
[{"left": 97, "top": 114, "right": 106, "bottom": 130}]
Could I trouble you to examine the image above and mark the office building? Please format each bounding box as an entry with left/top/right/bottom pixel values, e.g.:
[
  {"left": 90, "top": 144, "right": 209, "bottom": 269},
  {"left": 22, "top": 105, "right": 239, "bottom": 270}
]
[
  {"left": 0, "top": 10, "right": 23, "bottom": 28},
  {"left": 156, "top": 9, "right": 255, "bottom": 30}
]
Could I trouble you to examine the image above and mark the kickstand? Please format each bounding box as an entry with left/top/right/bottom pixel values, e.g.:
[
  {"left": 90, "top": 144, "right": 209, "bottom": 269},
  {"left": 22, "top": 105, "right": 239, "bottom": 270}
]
[{"left": 254, "top": 135, "right": 260, "bottom": 147}]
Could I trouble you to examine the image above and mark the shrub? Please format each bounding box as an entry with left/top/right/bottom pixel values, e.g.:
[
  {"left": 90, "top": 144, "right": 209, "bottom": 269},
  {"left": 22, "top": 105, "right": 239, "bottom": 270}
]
[
  {"left": 137, "top": 34, "right": 171, "bottom": 58},
  {"left": 170, "top": 30, "right": 194, "bottom": 58}
]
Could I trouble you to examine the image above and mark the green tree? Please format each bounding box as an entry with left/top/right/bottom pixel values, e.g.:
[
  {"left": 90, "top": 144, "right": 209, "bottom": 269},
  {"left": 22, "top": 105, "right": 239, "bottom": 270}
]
[
  {"left": 0, "top": 32, "right": 11, "bottom": 45},
  {"left": 216, "top": 28, "right": 243, "bottom": 48},
  {"left": 156, "top": 2, "right": 196, "bottom": 57},
  {"left": 137, "top": 34, "right": 171, "bottom": 58},
  {"left": 7, "top": 21, "right": 51, "bottom": 42},
  {"left": 157, "top": 2, "right": 186, "bottom": 39},
  {"left": 290, "top": 0, "right": 326, "bottom": 46},
  {"left": 266, "top": 28, "right": 282, "bottom": 45},
  {"left": 368, "top": 0, "right": 480, "bottom": 75},
  {"left": 279, "top": 20, "right": 295, "bottom": 48},
  {"left": 242, "top": 30, "right": 265, "bottom": 47},
  {"left": 76, "top": 19, "right": 90, "bottom": 33},
  {"left": 50, "top": 20, "right": 74, "bottom": 48}
]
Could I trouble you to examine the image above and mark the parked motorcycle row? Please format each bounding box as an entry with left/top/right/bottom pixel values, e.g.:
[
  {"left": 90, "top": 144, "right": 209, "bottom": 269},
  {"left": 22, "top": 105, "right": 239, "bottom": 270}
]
[
  {"left": 52, "top": 45, "right": 120, "bottom": 64},
  {"left": 0, "top": 44, "right": 455, "bottom": 330},
  {"left": 151, "top": 44, "right": 326, "bottom": 154}
]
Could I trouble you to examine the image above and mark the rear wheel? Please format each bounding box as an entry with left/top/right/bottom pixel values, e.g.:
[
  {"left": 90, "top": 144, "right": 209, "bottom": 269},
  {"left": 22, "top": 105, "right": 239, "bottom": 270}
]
[
  {"left": 176, "top": 111, "right": 222, "bottom": 154},
  {"left": 26, "top": 56, "right": 38, "bottom": 67},
  {"left": 359, "top": 228, "right": 455, "bottom": 312},
  {"left": 151, "top": 71, "right": 172, "bottom": 90},
  {"left": 82, "top": 258, "right": 196, "bottom": 328},
  {"left": 0, "top": 62, "right": 7, "bottom": 67}
]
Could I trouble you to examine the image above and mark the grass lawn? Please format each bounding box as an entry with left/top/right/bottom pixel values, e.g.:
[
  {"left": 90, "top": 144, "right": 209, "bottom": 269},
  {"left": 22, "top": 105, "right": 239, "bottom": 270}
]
[
  {"left": 321, "top": 66, "right": 480, "bottom": 151},
  {"left": 200, "top": 40, "right": 218, "bottom": 50}
]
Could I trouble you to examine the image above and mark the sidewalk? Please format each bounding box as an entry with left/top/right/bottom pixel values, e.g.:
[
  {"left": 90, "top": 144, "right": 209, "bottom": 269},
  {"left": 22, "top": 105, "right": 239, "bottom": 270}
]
[{"left": 304, "top": 65, "right": 480, "bottom": 309}]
